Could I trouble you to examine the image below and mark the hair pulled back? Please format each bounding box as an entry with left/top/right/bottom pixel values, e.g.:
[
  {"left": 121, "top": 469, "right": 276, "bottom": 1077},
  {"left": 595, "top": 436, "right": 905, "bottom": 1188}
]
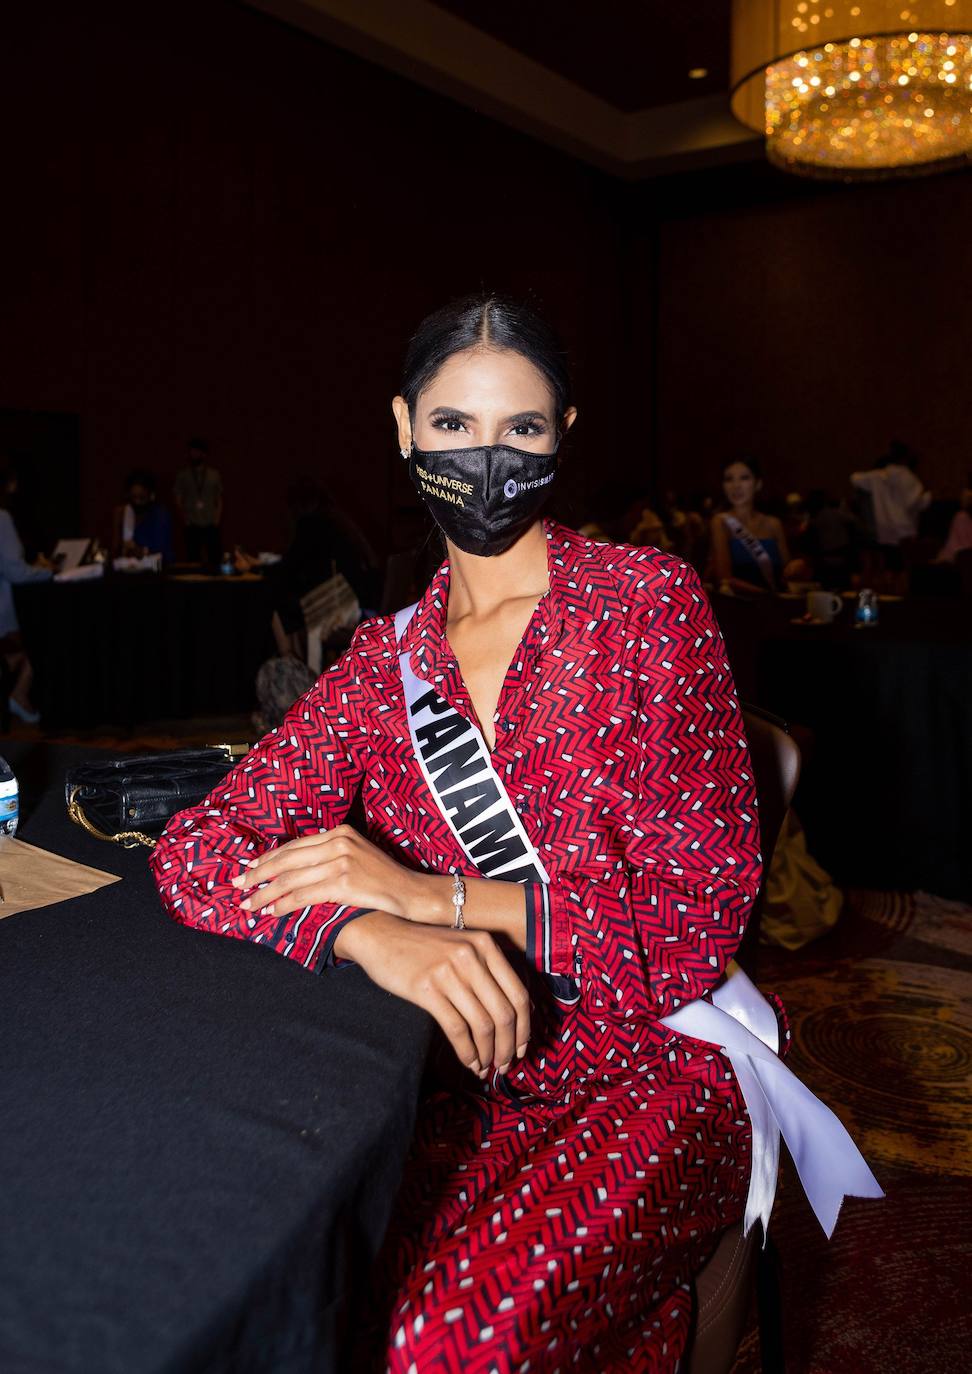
[
  {"left": 722, "top": 454, "right": 763, "bottom": 484},
  {"left": 400, "top": 292, "right": 573, "bottom": 427}
]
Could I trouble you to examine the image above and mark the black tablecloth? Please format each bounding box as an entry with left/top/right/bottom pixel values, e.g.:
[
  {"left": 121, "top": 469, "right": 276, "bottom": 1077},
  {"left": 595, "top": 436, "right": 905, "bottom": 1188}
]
[
  {"left": 0, "top": 742, "right": 432, "bottom": 1374},
  {"left": 714, "top": 593, "right": 972, "bottom": 899},
  {"left": 13, "top": 575, "right": 276, "bottom": 728}
]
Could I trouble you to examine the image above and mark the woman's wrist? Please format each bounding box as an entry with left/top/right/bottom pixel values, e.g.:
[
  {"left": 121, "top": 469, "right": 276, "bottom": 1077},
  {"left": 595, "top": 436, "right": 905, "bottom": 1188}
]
[
  {"left": 401, "top": 872, "right": 454, "bottom": 926},
  {"left": 398, "top": 871, "right": 528, "bottom": 951},
  {"left": 332, "top": 909, "right": 401, "bottom": 962}
]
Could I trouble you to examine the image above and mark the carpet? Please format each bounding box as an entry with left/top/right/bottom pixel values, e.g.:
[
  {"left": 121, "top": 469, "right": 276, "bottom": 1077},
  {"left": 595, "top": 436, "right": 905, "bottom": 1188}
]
[{"left": 730, "top": 888, "right": 972, "bottom": 1373}]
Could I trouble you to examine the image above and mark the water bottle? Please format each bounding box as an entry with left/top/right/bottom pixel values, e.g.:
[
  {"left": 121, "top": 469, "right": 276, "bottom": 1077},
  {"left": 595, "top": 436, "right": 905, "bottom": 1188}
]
[
  {"left": 854, "top": 588, "right": 879, "bottom": 628},
  {"left": 0, "top": 755, "right": 18, "bottom": 837}
]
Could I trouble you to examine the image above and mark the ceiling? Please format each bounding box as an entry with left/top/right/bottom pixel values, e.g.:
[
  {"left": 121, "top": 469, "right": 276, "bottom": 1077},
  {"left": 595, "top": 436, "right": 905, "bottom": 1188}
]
[
  {"left": 242, "top": 0, "right": 759, "bottom": 177},
  {"left": 430, "top": 0, "right": 732, "bottom": 112}
]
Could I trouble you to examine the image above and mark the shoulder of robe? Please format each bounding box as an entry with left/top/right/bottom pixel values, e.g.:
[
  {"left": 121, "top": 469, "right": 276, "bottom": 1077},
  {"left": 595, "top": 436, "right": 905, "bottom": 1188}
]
[
  {"left": 581, "top": 534, "right": 704, "bottom": 624},
  {"left": 340, "top": 612, "right": 402, "bottom": 676}
]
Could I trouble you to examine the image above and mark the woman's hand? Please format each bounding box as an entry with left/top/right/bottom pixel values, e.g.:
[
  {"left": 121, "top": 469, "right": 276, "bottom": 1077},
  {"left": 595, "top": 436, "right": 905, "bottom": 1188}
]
[
  {"left": 336, "top": 912, "right": 531, "bottom": 1075},
  {"left": 232, "top": 824, "right": 427, "bottom": 921}
]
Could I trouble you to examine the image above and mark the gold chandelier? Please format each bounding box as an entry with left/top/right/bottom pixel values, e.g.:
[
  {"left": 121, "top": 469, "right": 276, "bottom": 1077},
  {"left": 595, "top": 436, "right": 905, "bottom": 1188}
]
[{"left": 731, "top": 1, "right": 972, "bottom": 178}]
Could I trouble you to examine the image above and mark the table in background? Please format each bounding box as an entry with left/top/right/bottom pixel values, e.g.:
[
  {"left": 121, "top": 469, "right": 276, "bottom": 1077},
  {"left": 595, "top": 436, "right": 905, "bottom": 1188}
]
[
  {"left": 14, "top": 573, "right": 276, "bottom": 728},
  {"left": 0, "top": 741, "right": 432, "bottom": 1374},
  {"left": 713, "top": 592, "right": 972, "bottom": 899}
]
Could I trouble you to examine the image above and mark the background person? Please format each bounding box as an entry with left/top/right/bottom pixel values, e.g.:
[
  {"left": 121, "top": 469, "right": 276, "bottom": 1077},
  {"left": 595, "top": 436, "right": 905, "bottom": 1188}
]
[
  {"left": 0, "top": 461, "right": 53, "bottom": 723},
  {"left": 851, "top": 439, "right": 931, "bottom": 582},
  {"left": 709, "top": 455, "right": 792, "bottom": 594},
  {"left": 934, "top": 475, "right": 972, "bottom": 564},
  {"left": 174, "top": 437, "right": 223, "bottom": 566},
  {"left": 113, "top": 469, "right": 175, "bottom": 563}
]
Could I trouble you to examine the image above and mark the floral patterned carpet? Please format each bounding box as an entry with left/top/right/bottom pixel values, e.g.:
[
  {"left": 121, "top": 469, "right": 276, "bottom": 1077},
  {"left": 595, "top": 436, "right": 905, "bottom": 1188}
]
[{"left": 731, "top": 888, "right": 972, "bottom": 1373}]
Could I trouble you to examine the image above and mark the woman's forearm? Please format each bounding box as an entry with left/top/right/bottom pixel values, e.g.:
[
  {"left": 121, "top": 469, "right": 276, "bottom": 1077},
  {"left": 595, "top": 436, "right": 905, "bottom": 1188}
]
[{"left": 403, "top": 873, "right": 528, "bottom": 952}]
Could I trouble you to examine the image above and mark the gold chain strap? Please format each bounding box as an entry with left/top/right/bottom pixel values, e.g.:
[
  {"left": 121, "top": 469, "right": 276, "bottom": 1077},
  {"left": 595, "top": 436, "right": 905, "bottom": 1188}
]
[{"left": 66, "top": 788, "right": 157, "bottom": 849}]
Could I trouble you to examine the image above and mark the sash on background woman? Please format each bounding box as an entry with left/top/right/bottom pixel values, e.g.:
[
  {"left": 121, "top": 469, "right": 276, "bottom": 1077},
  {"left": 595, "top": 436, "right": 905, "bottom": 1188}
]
[{"left": 722, "top": 513, "right": 778, "bottom": 589}]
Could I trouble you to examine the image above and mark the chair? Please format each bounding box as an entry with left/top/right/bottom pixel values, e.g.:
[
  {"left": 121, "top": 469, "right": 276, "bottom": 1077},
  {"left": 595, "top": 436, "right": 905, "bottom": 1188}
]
[
  {"left": 686, "top": 703, "right": 802, "bottom": 1374},
  {"left": 299, "top": 565, "right": 360, "bottom": 674},
  {"left": 956, "top": 547, "right": 972, "bottom": 597}
]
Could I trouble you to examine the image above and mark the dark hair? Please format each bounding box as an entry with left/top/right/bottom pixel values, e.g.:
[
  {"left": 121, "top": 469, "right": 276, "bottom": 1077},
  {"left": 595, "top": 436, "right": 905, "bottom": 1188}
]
[
  {"left": 126, "top": 468, "right": 157, "bottom": 496},
  {"left": 400, "top": 293, "right": 573, "bottom": 426},
  {"left": 722, "top": 455, "right": 763, "bottom": 483},
  {"left": 188, "top": 436, "right": 209, "bottom": 452},
  {"left": 879, "top": 438, "right": 917, "bottom": 470}
]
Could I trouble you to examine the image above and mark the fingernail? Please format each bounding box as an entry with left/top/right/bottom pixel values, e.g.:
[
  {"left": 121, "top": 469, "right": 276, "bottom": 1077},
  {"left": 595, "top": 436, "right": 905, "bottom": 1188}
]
[
  {"left": 260, "top": 905, "right": 274, "bottom": 916},
  {"left": 230, "top": 875, "right": 244, "bottom": 887},
  {"left": 469, "top": 1060, "right": 482, "bottom": 1074},
  {"left": 517, "top": 1043, "right": 528, "bottom": 1058},
  {"left": 477, "top": 1068, "right": 489, "bottom": 1080},
  {"left": 497, "top": 1061, "right": 511, "bottom": 1075},
  {"left": 239, "top": 898, "right": 251, "bottom": 910}
]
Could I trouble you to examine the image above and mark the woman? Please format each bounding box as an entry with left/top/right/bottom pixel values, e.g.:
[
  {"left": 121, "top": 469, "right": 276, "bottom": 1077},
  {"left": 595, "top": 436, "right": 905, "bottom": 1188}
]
[
  {"left": 710, "top": 457, "right": 791, "bottom": 595},
  {"left": 0, "top": 462, "right": 53, "bottom": 724},
  {"left": 149, "top": 296, "right": 768, "bottom": 1371}
]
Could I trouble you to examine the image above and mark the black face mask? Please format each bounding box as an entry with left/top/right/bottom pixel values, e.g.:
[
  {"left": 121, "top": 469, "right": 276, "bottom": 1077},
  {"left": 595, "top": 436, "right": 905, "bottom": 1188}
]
[{"left": 407, "top": 440, "right": 559, "bottom": 556}]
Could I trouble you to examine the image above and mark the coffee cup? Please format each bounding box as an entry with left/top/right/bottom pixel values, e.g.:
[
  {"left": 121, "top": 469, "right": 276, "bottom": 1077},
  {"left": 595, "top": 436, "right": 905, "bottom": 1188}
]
[{"left": 806, "top": 590, "right": 842, "bottom": 622}]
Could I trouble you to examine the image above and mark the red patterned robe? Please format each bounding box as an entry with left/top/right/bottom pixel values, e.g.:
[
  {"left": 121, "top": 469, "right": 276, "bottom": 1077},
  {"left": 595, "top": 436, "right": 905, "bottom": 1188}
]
[{"left": 150, "top": 517, "right": 763, "bottom": 1372}]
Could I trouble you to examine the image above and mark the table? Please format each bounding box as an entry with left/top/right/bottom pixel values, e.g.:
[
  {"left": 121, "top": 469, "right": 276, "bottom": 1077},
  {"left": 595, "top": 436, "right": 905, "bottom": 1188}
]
[
  {"left": 713, "top": 592, "right": 972, "bottom": 899},
  {"left": 0, "top": 742, "right": 432, "bottom": 1373},
  {"left": 13, "top": 574, "right": 277, "bottom": 728}
]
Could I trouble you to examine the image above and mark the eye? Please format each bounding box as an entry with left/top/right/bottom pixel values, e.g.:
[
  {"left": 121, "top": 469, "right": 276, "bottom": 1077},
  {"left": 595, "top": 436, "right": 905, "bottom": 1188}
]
[
  {"left": 431, "top": 415, "right": 468, "bottom": 433},
  {"left": 510, "top": 421, "right": 546, "bottom": 438}
]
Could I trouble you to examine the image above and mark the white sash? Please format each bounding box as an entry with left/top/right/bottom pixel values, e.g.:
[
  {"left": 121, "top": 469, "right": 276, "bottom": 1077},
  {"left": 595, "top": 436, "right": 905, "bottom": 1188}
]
[
  {"left": 394, "top": 603, "right": 549, "bottom": 884},
  {"left": 393, "top": 602, "right": 883, "bottom": 1239},
  {"left": 723, "top": 514, "right": 778, "bottom": 589},
  {"left": 661, "top": 964, "right": 883, "bottom": 1238}
]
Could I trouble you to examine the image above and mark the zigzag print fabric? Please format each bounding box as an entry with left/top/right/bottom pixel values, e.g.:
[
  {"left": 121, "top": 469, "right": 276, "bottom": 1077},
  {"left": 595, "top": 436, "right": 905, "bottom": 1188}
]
[{"left": 150, "top": 517, "right": 765, "bottom": 1372}]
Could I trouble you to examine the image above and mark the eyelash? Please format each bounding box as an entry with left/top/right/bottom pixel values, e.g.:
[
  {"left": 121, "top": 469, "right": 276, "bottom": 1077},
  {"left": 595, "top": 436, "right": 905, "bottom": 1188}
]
[{"left": 430, "top": 416, "right": 547, "bottom": 437}]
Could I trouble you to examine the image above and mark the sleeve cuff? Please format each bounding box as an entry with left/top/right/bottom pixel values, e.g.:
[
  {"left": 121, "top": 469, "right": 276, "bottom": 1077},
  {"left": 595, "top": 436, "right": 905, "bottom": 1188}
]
[
  {"left": 523, "top": 881, "right": 572, "bottom": 976},
  {"left": 312, "top": 906, "right": 375, "bottom": 971}
]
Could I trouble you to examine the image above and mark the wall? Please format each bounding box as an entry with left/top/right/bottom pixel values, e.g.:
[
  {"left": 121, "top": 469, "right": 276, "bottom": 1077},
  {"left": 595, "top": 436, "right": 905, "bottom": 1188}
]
[
  {"left": 646, "top": 167, "right": 972, "bottom": 508},
  {"left": 4, "top": 2, "right": 969, "bottom": 551},
  {"left": 1, "top": 0, "right": 627, "bottom": 554}
]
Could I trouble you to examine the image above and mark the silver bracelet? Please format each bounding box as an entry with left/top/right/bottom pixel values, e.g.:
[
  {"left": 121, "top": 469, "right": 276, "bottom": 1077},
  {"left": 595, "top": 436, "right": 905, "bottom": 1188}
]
[{"left": 451, "top": 873, "right": 466, "bottom": 929}]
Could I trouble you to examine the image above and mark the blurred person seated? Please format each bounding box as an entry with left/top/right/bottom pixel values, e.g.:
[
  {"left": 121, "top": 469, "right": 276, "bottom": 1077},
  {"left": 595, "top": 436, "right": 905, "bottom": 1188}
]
[
  {"left": 236, "top": 478, "right": 380, "bottom": 727},
  {"left": 238, "top": 475, "right": 377, "bottom": 651},
  {"left": 660, "top": 489, "right": 710, "bottom": 571},
  {"left": 934, "top": 476, "right": 972, "bottom": 564},
  {"left": 113, "top": 470, "right": 174, "bottom": 564},
  {"left": 0, "top": 461, "right": 53, "bottom": 724},
  {"left": 578, "top": 480, "right": 671, "bottom": 550},
  {"left": 709, "top": 456, "right": 804, "bottom": 595},
  {"left": 782, "top": 490, "right": 811, "bottom": 555},
  {"left": 804, "top": 488, "right": 860, "bottom": 589}
]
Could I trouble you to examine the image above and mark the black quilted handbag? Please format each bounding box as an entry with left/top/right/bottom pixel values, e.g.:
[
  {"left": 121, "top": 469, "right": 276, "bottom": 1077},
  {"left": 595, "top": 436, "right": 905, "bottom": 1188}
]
[{"left": 65, "top": 744, "right": 249, "bottom": 848}]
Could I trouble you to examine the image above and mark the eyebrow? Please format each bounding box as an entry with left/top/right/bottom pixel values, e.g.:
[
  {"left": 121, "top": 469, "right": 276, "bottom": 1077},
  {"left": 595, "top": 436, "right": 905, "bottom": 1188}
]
[{"left": 427, "top": 406, "right": 551, "bottom": 424}]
